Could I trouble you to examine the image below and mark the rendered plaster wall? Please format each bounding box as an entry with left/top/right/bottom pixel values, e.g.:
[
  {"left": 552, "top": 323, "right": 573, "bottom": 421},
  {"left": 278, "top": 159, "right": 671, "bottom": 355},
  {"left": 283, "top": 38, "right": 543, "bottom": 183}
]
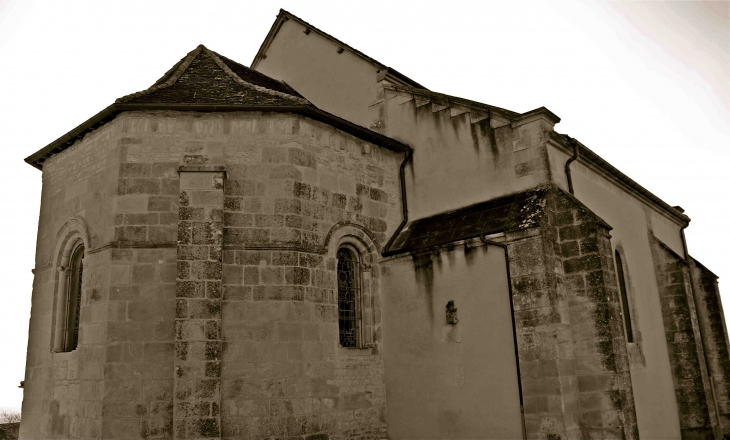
[
  {"left": 547, "top": 143, "right": 684, "bottom": 439},
  {"left": 380, "top": 98, "right": 554, "bottom": 220},
  {"left": 380, "top": 242, "right": 523, "bottom": 440},
  {"left": 22, "top": 121, "right": 122, "bottom": 439},
  {"left": 254, "top": 18, "right": 380, "bottom": 129}
]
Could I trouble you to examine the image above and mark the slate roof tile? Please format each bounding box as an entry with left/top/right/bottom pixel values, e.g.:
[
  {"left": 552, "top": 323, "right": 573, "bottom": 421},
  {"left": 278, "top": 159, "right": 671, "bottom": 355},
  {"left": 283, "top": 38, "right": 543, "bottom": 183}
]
[
  {"left": 25, "top": 44, "right": 411, "bottom": 170},
  {"left": 117, "top": 45, "right": 308, "bottom": 106},
  {"left": 388, "top": 188, "right": 548, "bottom": 254}
]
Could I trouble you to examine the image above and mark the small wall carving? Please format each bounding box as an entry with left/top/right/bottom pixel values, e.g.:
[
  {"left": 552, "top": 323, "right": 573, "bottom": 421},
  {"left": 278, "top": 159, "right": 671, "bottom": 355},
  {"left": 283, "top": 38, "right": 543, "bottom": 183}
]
[
  {"left": 446, "top": 300, "right": 459, "bottom": 325},
  {"left": 442, "top": 301, "right": 461, "bottom": 343}
]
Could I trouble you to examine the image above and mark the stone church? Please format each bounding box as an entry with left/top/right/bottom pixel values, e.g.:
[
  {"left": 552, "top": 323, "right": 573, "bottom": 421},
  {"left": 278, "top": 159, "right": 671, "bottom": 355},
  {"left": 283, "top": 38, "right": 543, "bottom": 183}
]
[{"left": 20, "top": 9, "right": 729, "bottom": 440}]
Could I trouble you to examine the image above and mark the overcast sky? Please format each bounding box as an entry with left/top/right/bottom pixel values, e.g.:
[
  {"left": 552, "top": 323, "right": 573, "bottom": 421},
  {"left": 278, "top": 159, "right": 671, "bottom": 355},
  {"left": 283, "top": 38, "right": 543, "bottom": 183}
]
[{"left": 0, "top": 0, "right": 727, "bottom": 412}]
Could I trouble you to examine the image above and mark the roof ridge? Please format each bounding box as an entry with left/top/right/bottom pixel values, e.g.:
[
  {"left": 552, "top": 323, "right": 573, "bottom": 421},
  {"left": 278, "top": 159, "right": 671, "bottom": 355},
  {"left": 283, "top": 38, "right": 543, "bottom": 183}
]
[
  {"left": 116, "top": 45, "right": 204, "bottom": 104},
  {"left": 202, "top": 47, "right": 310, "bottom": 105}
]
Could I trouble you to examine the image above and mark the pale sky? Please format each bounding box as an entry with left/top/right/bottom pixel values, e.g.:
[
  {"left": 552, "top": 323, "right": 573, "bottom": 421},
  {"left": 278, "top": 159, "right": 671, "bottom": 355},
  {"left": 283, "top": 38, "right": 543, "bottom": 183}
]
[{"left": 0, "top": 0, "right": 727, "bottom": 412}]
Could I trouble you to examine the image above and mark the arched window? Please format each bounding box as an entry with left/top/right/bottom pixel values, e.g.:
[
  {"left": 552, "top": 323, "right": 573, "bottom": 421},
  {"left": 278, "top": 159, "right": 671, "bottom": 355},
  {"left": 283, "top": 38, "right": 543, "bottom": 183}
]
[
  {"left": 615, "top": 250, "right": 633, "bottom": 343},
  {"left": 63, "top": 244, "right": 84, "bottom": 352},
  {"left": 337, "top": 247, "right": 360, "bottom": 348}
]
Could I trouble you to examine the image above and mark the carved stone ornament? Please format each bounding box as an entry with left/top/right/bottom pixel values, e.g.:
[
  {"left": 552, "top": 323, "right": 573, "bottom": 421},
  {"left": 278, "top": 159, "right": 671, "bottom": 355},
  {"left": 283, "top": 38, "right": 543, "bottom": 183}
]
[{"left": 446, "top": 300, "right": 459, "bottom": 325}]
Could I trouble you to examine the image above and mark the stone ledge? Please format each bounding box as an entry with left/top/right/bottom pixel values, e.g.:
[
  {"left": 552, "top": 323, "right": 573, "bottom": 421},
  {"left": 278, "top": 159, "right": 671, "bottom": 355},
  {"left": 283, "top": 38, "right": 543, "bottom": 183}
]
[
  {"left": 336, "top": 346, "right": 373, "bottom": 357},
  {"left": 178, "top": 165, "right": 227, "bottom": 177}
]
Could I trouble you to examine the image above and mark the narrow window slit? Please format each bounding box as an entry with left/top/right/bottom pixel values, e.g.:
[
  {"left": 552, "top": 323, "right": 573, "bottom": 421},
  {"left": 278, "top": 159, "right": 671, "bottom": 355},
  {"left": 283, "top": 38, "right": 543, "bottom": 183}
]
[
  {"left": 337, "top": 248, "right": 358, "bottom": 348},
  {"left": 615, "top": 250, "right": 633, "bottom": 343},
  {"left": 64, "top": 245, "right": 84, "bottom": 351}
]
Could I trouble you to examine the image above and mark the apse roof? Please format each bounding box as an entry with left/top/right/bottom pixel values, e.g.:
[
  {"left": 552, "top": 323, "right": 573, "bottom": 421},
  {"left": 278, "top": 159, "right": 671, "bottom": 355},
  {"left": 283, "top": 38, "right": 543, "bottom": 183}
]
[
  {"left": 25, "top": 45, "right": 410, "bottom": 169},
  {"left": 117, "top": 45, "right": 308, "bottom": 106}
]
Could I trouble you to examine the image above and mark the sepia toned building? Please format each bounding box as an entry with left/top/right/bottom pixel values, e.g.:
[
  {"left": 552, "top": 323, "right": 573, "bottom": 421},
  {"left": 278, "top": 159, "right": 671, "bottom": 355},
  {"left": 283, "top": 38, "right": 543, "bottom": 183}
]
[{"left": 20, "top": 9, "right": 728, "bottom": 440}]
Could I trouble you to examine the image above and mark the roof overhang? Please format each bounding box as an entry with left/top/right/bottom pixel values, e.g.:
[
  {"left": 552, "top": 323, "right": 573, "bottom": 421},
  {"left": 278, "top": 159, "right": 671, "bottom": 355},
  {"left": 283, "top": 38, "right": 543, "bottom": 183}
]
[
  {"left": 548, "top": 131, "right": 690, "bottom": 227},
  {"left": 511, "top": 106, "right": 561, "bottom": 128},
  {"left": 24, "top": 103, "right": 412, "bottom": 170}
]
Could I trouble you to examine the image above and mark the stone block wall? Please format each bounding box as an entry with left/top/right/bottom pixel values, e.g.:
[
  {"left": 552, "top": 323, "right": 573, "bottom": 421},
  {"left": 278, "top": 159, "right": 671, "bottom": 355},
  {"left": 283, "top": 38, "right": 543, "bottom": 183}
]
[
  {"left": 24, "top": 110, "right": 399, "bottom": 439},
  {"left": 22, "top": 119, "right": 121, "bottom": 440},
  {"left": 549, "top": 191, "right": 637, "bottom": 439},
  {"left": 651, "top": 239, "right": 718, "bottom": 439},
  {"left": 100, "top": 115, "right": 181, "bottom": 439},
  {"left": 691, "top": 259, "right": 730, "bottom": 436},
  {"left": 102, "top": 246, "right": 176, "bottom": 440},
  {"left": 507, "top": 225, "right": 580, "bottom": 440},
  {"left": 174, "top": 170, "right": 225, "bottom": 438},
  {"left": 506, "top": 188, "right": 638, "bottom": 440},
  {"left": 114, "top": 111, "right": 399, "bottom": 439}
]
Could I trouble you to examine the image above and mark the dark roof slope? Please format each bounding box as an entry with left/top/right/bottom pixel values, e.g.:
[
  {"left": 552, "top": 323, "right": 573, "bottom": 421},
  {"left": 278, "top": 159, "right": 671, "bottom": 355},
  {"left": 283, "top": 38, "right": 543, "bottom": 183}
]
[
  {"left": 117, "top": 45, "right": 307, "bottom": 106},
  {"left": 387, "top": 188, "right": 548, "bottom": 255},
  {"left": 217, "top": 53, "right": 304, "bottom": 98},
  {"left": 386, "top": 186, "right": 614, "bottom": 256},
  {"left": 25, "top": 45, "right": 410, "bottom": 169}
]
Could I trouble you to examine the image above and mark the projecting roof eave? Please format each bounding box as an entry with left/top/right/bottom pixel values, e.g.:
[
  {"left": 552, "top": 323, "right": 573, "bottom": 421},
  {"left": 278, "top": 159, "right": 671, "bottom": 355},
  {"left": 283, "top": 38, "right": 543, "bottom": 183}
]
[
  {"left": 24, "top": 103, "right": 412, "bottom": 170},
  {"left": 549, "top": 131, "right": 690, "bottom": 226},
  {"left": 251, "top": 9, "right": 428, "bottom": 90},
  {"left": 513, "top": 106, "right": 561, "bottom": 127}
]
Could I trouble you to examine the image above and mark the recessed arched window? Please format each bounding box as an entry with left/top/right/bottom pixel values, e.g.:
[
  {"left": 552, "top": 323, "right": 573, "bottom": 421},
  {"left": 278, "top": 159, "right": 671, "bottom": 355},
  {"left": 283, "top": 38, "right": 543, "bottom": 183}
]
[
  {"left": 337, "top": 247, "right": 360, "bottom": 348},
  {"left": 63, "top": 244, "right": 84, "bottom": 352},
  {"left": 615, "top": 250, "right": 633, "bottom": 343}
]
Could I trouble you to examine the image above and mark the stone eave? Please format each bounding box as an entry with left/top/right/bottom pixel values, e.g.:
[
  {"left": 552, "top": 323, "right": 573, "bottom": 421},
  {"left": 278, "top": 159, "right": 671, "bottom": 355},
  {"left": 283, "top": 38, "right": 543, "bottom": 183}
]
[
  {"left": 24, "top": 103, "right": 412, "bottom": 170},
  {"left": 383, "top": 84, "right": 520, "bottom": 126},
  {"left": 251, "top": 9, "right": 427, "bottom": 90},
  {"left": 511, "top": 106, "right": 561, "bottom": 128},
  {"left": 548, "top": 131, "right": 690, "bottom": 227}
]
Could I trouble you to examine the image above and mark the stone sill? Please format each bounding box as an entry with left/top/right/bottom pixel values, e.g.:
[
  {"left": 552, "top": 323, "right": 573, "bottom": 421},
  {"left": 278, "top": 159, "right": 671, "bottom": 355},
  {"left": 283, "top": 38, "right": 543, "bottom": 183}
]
[{"left": 336, "top": 346, "right": 373, "bottom": 357}]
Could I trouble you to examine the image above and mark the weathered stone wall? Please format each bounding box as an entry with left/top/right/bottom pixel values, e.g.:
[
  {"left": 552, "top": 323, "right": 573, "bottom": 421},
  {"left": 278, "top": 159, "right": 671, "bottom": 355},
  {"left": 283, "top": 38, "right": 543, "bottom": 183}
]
[
  {"left": 507, "top": 221, "right": 580, "bottom": 440},
  {"left": 101, "top": 117, "right": 180, "bottom": 439},
  {"left": 691, "top": 260, "right": 730, "bottom": 436},
  {"left": 208, "top": 110, "right": 399, "bottom": 439},
  {"left": 114, "top": 111, "right": 399, "bottom": 439},
  {"left": 174, "top": 169, "right": 225, "bottom": 438},
  {"left": 506, "top": 188, "right": 637, "bottom": 440},
  {"left": 22, "top": 120, "right": 121, "bottom": 439},
  {"left": 546, "top": 139, "right": 688, "bottom": 437},
  {"left": 23, "top": 110, "right": 400, "bottom": 439},
  {"left": 549, "top": 191, "right": 637, "bottom": 439},
  {"left": 101, "top": 246, "right": 176, "bottom": 440},
  {"left": 651, "top": 239, "right": 718, "bottom": 439}
]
